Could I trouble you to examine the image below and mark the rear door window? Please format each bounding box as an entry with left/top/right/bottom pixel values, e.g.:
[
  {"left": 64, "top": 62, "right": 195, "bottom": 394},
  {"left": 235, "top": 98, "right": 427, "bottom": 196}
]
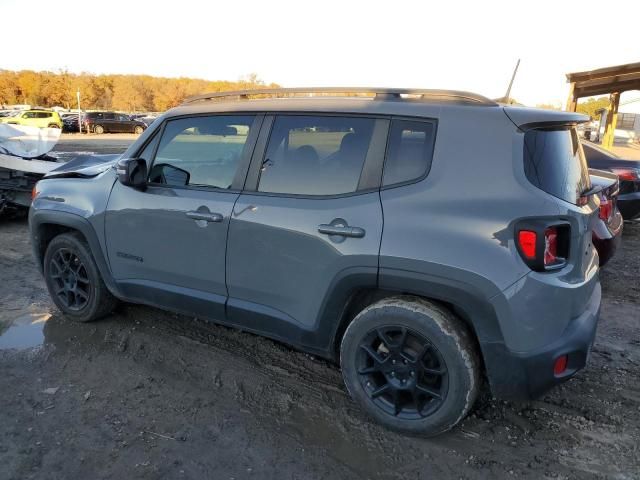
[
  {"left": 258, "top": 115, "right": 375, "bottom": 195},
  {"left": 523, "top": 127, "right": 591, "bottom": 205},
  {"left": 383, "top": 119, "right": 436, "bottom": 186}
]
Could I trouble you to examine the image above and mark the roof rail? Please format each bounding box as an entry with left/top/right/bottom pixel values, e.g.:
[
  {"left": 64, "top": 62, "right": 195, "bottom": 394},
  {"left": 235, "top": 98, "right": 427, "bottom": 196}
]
[{"left": 181, "top": 87, "right": 497, "bottom": 106}]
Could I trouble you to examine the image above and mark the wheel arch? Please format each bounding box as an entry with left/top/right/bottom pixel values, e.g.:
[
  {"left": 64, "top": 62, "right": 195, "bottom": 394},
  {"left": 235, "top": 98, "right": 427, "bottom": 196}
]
[
  {"left": 29, "top": 209, "right": 122, "bottom": 298},
  {"left": 322, "top": 267, "right": 509, "bottom": 396}
]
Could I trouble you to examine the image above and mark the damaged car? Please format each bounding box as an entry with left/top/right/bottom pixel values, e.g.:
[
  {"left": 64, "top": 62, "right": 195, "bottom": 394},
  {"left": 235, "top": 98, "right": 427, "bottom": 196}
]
[{"left": 0, "top": 123, "right": 61, "bottom": 214}]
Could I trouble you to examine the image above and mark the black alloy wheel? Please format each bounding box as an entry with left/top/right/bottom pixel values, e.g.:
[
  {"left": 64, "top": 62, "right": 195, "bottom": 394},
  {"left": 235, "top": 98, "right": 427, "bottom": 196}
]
[
  {"left": 357, "top": 326, "right": 448, "bottom": 419},
  {"left": 47, "top": 247, "right": 91, "bottom": 311}
]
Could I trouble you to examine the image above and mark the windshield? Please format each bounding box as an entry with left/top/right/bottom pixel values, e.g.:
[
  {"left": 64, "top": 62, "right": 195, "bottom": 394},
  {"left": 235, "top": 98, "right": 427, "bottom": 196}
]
[{"left": 523, "top": 127, "right": 592, "bottom": 205}]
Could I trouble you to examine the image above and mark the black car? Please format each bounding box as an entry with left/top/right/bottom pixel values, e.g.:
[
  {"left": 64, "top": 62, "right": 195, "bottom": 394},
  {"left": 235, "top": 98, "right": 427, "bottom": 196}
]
[
  {"left": 62, "top": 114, "right": 82, "bottom": 133},
  {"left": 83, "top": 112, "right": 147, "bottom": 134},
  {"left": 589, "top": 169, "right": 623, "bottom": 266},
  {"left": 582, "top": 141, "right": 640, "bottom": 220}
]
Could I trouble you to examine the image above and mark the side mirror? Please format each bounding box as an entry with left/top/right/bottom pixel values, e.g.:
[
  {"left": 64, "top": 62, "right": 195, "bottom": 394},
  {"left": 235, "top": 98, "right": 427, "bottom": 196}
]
[{"left": 116, "top": 158, "right": 147, "bottom": 189}]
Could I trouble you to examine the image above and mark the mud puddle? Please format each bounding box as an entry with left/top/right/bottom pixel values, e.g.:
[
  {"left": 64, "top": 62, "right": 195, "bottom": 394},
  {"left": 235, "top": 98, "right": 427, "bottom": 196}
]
[{"left": 0, "top": 311, "right": 51, "bottom": 350}]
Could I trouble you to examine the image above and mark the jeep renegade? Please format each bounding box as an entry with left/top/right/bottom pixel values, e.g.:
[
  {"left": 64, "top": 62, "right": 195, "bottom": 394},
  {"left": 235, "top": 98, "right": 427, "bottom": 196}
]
[{"left": 29, "top": 88, "right": 601, "bottom": 436}]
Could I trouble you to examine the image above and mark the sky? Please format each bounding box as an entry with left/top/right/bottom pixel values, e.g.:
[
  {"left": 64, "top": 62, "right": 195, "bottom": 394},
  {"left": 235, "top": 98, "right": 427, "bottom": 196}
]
[{"left": 1, "top": 0, "right": 639, "bottom": 107}]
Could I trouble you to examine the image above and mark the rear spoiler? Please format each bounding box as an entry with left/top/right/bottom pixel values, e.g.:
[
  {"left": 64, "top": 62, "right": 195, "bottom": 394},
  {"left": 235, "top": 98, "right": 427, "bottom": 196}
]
[{"left": 503, "top": 106, "right": 589, "bottom": 130}]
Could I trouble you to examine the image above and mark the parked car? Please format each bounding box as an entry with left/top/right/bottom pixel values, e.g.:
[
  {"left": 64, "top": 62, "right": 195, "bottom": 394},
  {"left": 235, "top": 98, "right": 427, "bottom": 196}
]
[
  {"left": 0, "top": 109, "right": 62, "bottom": 129},
  {"left": 62, "top": 114, "right": 82, "bottom": 133},
  {"left": 83, "top": 112, "right": 147, "bottom": 134},
  {"left": 136, "top": 115, "right": 159, "bottom": 127},
  {"left": 582, "top": 141, "right": 640, "bottom": 220},
  {"left": 589, "top": 169, "right": 623, "bottom": 266},
  {"left": 30, "top": 87, "right": 602, "bottom": 436}
]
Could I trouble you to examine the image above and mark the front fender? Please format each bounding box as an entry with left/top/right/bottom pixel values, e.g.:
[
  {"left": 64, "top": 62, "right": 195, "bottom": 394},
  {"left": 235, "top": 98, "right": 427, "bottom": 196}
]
[{"left": 29, "top": 208, "right": 123, "bottom": 298}]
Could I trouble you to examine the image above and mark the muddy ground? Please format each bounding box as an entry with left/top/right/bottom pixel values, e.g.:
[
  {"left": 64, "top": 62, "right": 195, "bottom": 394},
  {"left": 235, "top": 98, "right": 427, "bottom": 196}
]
[{"left": 0, "top": 137, "right": 639, "bottom": 479}]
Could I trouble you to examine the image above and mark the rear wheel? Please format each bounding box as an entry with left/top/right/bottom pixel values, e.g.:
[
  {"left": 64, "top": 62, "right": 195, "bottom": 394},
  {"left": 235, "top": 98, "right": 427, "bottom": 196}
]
[
  {"left": 340, "top": 296, "right": 480, "bottom": 436},
  {"left": 93, "top": 124, "right": 104, "bottom": 134},
  {"left": 47, "top": 123, "right": 61, "bottom": 129},
  {"left": 134, "top": 125, "right": 144, "bottom": 134},
  {"left": 43, "top": 233, "right": 118, "bottom": 322}
]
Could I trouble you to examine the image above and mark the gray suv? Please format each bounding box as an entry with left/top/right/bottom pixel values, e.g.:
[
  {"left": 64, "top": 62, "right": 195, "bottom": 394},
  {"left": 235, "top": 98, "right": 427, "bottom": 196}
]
[{"left": 29, "top": 88, "right": 601, "bottom": 436}]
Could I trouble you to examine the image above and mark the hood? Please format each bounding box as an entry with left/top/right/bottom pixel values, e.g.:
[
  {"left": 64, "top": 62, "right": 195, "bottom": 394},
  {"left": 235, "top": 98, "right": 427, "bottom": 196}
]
[{"left": 45, "top": 154, "right": 120, "bottom": 179}]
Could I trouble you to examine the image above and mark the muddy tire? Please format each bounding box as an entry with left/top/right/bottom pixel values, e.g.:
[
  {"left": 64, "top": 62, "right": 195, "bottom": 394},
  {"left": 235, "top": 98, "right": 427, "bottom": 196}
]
[
  {"left": 340, "top": 296, "right": 480, "bottom": 436},
  {"left": 134, "top": 125, "right": 144, "bottom": 134},
  {"left": 93, "top": 124, "right": 104, "bottom": 134},
  {"left": 43, "top": 232, "right": 118, "bottom": 322}
]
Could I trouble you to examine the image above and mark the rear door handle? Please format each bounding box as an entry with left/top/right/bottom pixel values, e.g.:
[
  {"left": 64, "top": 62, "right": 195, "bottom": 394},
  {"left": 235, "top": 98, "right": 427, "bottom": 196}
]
[
  {"left": 186, "top": 211, "right": 224, "bottom": 223},
  {"left": 318, "top": 224, "right": 365, "bottom": 238}
]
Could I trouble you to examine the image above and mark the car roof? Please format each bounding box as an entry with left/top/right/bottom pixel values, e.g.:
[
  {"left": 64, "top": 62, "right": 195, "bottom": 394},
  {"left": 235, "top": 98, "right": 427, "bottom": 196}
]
[{"left": 163, "top": 88, "right": 589, "bottom": 127}]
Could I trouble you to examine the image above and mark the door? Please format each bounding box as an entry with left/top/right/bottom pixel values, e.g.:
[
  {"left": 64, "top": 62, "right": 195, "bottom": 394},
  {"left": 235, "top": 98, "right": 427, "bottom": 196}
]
[
  {"left": 102, "top": 113, "right": 116, "bottom": 132},
  {"left": 36, "top": 112, "right": 48, "bottom": 128},
  {"left": 116, "top": 113, "right": 132, "bottom": 133},
  {"left": 226, "top": 114, "right": 387, "bottom": 347},
  {"left": 105, "top": 114, "right": 261, "bottom": 319}
]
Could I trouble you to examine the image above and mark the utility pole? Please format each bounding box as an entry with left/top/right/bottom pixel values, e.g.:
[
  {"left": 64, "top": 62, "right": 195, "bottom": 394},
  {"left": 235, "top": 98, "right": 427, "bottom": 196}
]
[{"left": 76, "top": 89, "right": 82, "bottom": 134}]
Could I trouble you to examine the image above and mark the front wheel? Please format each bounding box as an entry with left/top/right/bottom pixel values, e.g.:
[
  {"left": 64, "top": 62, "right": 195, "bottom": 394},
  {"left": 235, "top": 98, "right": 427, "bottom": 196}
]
[
  {"left": 340, "top": 296, "right": 480, "bottom": 436},
  {"left": 93, "top": 124, "right": 104, "bottom": 134},
  {"left": 47, "top": 124, "right": 61, "bottom": 129},
  {"left": 43, "top": 233, "right": 118, "bottom": 322},
  {"left": 134, "top": 125, "right": 144, "bottom": 134}
]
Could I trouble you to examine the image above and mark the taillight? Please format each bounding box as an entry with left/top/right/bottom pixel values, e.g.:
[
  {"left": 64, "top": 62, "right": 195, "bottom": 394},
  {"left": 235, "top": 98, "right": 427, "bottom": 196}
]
[
  {"left": 610, "top": 168, "right": 640, "bottom": 182},
  {"left": 599, "top": 196, "right": 612, "bottom": 221},
  {"left": 517, "top": 231, "right": 537, "bottom": 259},
  {"left": 516, "top": 223, "right": 569, "bottom": 271}
]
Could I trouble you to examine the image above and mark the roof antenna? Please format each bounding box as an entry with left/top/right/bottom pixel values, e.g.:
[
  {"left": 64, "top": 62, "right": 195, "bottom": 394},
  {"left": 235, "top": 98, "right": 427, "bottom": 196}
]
[{"left": 503, "top": 59, "right": 521, "bottom": 104}]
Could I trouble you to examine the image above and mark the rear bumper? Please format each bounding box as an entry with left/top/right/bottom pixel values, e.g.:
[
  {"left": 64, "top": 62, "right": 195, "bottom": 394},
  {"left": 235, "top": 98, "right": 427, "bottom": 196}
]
[
  {"left": 593, "top": 233, "right": 621, "bottom": 266},
  {"left": 618, "top": 191, "right": 640, "bottom": 220},
  {"left": 592, "top": 210, "right": 623, "bottom": 266},
  {"left": 484, "top": 281, "right": 601, "bottom": 400}
]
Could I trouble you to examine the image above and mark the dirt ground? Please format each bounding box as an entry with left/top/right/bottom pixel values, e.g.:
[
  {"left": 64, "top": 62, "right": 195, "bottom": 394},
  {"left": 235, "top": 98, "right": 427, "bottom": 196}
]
[{"left": 0, "top": 138, "right": 639, "bottom": 479}]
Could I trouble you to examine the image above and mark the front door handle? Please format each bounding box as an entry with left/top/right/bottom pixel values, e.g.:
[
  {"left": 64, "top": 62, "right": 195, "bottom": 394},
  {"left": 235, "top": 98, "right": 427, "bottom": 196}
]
[
  {"left": 318, "top": 224, "right": 365, "bottom": 238},
  {"left": 186, "top": 211, "right": 224, "bottom": 223}
]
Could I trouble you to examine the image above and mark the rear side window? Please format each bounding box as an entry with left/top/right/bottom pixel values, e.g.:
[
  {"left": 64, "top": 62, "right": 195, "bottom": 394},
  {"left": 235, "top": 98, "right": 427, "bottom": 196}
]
[
  {"left": 258, "top": 115, "right": 375, "bottom": 196},
  {"left": 523, "top": 127, "right": 591, "bottom": 205},
  {"left": 383, "top": 119, "right": 436, "bottom": 186}
]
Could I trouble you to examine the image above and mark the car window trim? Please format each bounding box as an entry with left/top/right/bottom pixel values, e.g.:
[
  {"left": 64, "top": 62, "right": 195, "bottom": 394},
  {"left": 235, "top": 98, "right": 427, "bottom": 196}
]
[
  {"left": 143, "top": 113, "right": 263, "bottom": 194},
  {"left": 243, "top": 113, "right": 389, "bottom": 199}
]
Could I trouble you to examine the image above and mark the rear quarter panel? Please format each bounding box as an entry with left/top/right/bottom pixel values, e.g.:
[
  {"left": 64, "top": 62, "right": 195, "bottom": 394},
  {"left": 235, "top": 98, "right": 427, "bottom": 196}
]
[{"left": 379, "top": 106, "right": 599, "bottom": 352}]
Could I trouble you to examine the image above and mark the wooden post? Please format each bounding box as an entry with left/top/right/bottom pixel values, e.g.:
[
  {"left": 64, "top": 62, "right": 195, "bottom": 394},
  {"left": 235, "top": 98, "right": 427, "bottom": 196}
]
[
  {"left": 566, "top": 82, "right": 577, "bottom": 112},
  {"left": 602, "top": 92, "right": 621, "bottom": 150}
]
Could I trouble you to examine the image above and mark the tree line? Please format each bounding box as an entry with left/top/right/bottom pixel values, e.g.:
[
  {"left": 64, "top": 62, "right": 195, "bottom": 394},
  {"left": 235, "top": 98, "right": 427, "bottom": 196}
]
[{"left": 0, "top": 69, "right": 277, "bottom": 112}]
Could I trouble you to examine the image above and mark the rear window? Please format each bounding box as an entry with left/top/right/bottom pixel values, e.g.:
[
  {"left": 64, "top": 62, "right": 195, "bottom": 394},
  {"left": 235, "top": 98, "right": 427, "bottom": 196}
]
[{"left": 523, "top": 127, "right": 591, "bottom": 205}]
